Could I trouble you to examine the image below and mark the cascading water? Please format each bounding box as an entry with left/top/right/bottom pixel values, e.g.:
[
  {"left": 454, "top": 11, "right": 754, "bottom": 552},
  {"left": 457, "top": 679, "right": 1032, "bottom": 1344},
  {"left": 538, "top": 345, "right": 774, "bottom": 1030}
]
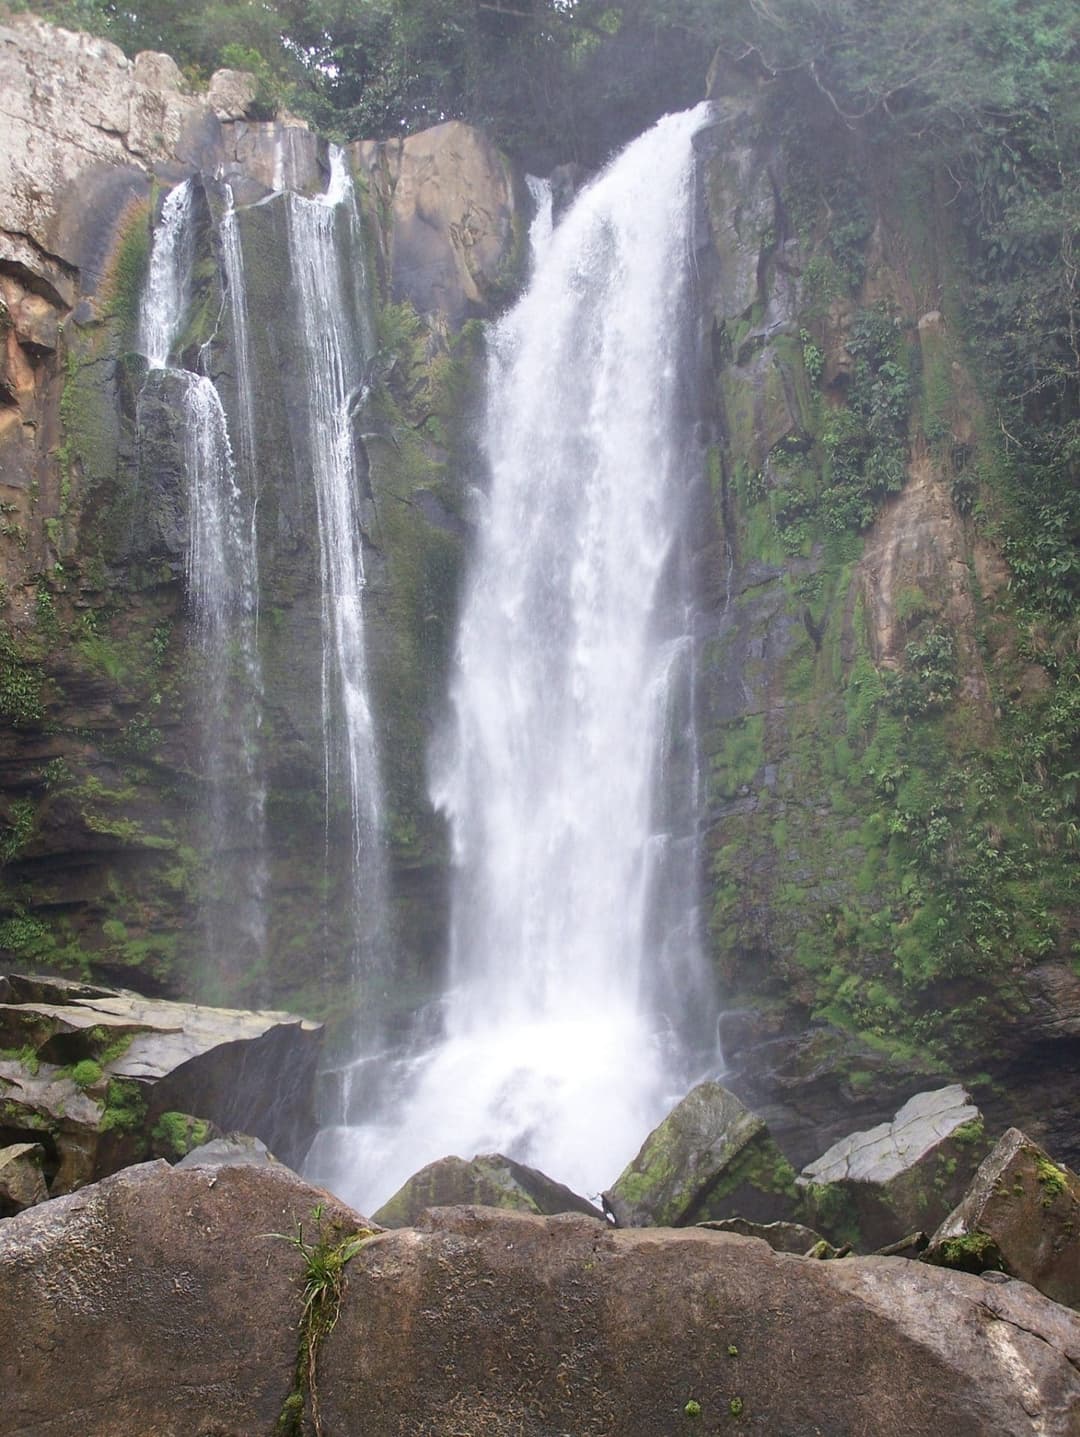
[
  {"left": 317, "top": 104, "right": 720, "bottom": 1213},
  {"left": 139, "top": 179, "right": 268, "bottom": 984},
  {"left": 283, "top": 147, "right": 389, "bottom": 1000}
]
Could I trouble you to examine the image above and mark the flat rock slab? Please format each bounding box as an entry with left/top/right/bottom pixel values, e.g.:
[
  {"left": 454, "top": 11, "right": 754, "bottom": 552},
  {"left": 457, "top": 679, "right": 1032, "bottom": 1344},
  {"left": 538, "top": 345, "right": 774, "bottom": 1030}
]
[
  {"left": 798, "top": 1084, "right": 989, "bottom": 1249},
  {"left": 925, "top": 1127, "right": 1080, "bottom": 1310},
  {"left": 5, "top": 1162, "right": 1078, "bottom": 1436}
]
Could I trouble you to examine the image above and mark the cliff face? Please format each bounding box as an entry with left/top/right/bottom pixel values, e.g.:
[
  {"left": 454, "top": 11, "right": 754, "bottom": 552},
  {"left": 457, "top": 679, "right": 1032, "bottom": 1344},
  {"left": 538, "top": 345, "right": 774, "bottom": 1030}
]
[
  {"left": 0, "top": 19, "right": 1074, "bottom": 1164},
  {"left": 691, "top": 68, "right": 1078, "bottom": 1165},
  {"left": 0, "top": 17, "right": 515, "bottom": 1019}
]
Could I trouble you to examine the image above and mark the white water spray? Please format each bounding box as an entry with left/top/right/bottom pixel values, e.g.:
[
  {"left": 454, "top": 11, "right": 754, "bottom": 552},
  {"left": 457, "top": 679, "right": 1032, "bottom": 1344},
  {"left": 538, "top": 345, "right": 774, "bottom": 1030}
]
[{"left": 314, "top": 104, "right": 719, "bottom": 1212}]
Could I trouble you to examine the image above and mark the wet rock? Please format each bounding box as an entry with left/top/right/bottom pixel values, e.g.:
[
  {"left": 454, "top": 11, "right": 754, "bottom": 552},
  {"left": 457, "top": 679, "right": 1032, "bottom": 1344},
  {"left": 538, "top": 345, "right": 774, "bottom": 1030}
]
[
  {"left": 924, "top": 1128, "right": 1080, "bottom": 1310},
  {"left": 0, "top": 1141, "right": 47, "bottom": 1215},
  {"left": 798, "top": 1084, "right": 990, "bottom": 1249},
  {"left": 606, "top": 1081, "right": 798, "bottom": 1227},
  {"left": 373, "top": 1152, "right": 602, "bottom": 1227},
  {"left": 0, "top": 972, "right": 321, "bottom": 1193}
]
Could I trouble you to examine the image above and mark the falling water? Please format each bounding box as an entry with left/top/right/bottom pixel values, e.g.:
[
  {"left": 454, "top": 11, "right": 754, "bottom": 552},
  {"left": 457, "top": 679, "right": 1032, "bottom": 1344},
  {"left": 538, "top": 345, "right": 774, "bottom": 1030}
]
[
  {"left": 284, "top": 148, "right": 387, "bottom": 968},
  {"left": 139, "top": 179, "right": 194, "bottom": 368},
  {"left": 316, "top": 104, "right": 719, "bottom": 1212},
  {"left": 139, "top": 179, "right": 268, "bottom": 983}
]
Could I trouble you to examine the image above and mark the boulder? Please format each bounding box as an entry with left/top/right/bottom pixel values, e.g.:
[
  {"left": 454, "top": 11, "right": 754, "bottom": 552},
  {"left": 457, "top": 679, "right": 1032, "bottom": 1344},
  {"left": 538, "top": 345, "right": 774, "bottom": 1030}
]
[
  {"left": 606, "top": 1080, "right": 798, "bottom": 1227},
  {"left": 3, "top": 1161, "right": 1079, "bottom": 1435},
  {"left": 207, "top": 67, "right": 259, "bottom": 121},
  {"left": 177, "top": 1133, "right": 278, "bottom": 1169},
  {"left": 0, "top": 1160, "right": 366, "bottom": 1436},
  {"left": 924, "top": 1128, "right": 1080, "bottom": 1310},
  {"left": 697, "top": 1215, "right": 824, "bottom": 1254},
  {"left": 0, "top": 1141, "right": 47, "bottom": 1215},
  {"left": 798, "top": 1084, "right": 989, "bottom": 1249},
  {"left": 373, "top": 1152, "right": 602, "bottom": 1227},
  {"left": 0, "top": 972, "right": 321, "bottom": 1194}
]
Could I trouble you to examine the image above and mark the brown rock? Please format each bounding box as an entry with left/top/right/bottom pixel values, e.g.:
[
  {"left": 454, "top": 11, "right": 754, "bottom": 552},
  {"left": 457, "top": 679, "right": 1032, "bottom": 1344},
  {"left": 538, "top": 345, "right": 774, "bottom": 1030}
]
[
  {"left": 0, "top": 1160, "right": 365, "bottom": 1436},
  {"left": 924, "top": 1128, "right": 1080, "bottom": 1309},
  {"left": 4, "top": 1167, "right": 1080, "bottom": 1435}
]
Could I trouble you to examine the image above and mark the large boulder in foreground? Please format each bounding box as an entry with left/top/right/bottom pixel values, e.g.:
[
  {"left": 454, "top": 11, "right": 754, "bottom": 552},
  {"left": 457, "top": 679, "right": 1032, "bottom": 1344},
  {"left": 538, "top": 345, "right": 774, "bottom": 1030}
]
[
  {"left": 3, "top": 1161, "right": 1079, "bottom": 1436},
  {"left": 0, "top": 972, "right": 320, "bottom": 1193},
  {"left": 373, "top": 1152, "right": 602, "bottom": 1227},
  {"left": 605, "top": 1080, "right": 797, "bottom": 1227},
  {"left": 798, "top": 1084, "right": 989, "bottom": 1249},
  {"left": 924, "top": 1128, "right": 1080, "bottom": 1309}
]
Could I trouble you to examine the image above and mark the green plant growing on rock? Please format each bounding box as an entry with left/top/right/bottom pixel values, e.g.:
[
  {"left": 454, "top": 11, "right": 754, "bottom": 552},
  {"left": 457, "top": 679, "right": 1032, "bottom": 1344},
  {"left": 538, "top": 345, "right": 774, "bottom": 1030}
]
[
  {"left": 272, "top": 1206, "right": 376, "bottom": 1437},
  {"left": 70, "top": 1059, "right": 103, "bottom": 1091}
]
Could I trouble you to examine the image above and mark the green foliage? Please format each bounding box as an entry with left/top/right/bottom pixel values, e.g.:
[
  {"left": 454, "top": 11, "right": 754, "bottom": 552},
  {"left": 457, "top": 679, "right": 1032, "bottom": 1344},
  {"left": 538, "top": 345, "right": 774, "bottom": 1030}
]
[
  {"left": 882, "top": 627, "right": 958, "bottom": 717},
  {"left": 70, "top": 1058, "right": 103, "bottom": 1090},
  {"left": 272, "top": 1206, "right": 376, "bottom": 1437},
  {"left": 0, "top": 628, "right": 44, "bottom": 726},
  {"left": 684, "top": 1399, "right": 702, "bottom": 1418},
  {"left": 0, "top": 800, "right": 37, "bottom": 863},
  {"left": 1035, "top": 1155, "right": 1068, "bottom": 1204},
  {"left": 99, "top": 1077, "right": 146, "bottom": 1133},
  {"left": 151, "top": 1109, "right": 211, "bottom": 1156}
]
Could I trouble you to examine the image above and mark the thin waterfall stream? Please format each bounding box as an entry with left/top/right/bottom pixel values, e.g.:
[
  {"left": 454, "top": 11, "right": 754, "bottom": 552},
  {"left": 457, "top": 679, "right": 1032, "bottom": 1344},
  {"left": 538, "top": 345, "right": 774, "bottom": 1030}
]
[{"left": 311, "top": 104, "right": 720, "bottom": 1213}]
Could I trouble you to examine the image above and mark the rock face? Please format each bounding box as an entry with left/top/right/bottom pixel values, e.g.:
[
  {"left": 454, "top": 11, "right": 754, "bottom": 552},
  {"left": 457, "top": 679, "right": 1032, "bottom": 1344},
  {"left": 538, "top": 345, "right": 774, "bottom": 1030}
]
[
  {"left": 354, "top": 120, "right": 518, "bottom": 323},
  {"left": 0, "top": 972, "right": 320, "bottom": 1192},
  {"left": 3, "top": 1162, "right": 1079, "bottom": 1436},
  {"left": 606, "top": 1080, "right": 797, "bottom": 1226},
  {"left": 925, "top": 1128, "right": 1080, "bottom": 1310},
  {"left": 798, "top": 1085, "right": 989, "bottom": 1248},
  {"left": 373, "top": 1151, "right": 602, "bottom": 1227}
]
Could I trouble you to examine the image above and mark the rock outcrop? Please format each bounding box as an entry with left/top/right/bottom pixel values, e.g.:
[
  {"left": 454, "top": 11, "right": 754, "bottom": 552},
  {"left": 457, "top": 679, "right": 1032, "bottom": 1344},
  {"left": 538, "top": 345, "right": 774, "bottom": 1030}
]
[
  {"left": 925, "top": 1128, "right": 1080, "bottom": 1310},
  {"left": 373, "top": 1151, "right": 602, "bottom": 1227},
  {"left": 2, "top": 1161, "right": 1079, "bottom": 1436},
  {"left": 797, "top": 1085, "right": 989, "bottom": 1248},
  {"left": 0, "top": 972, "right": 320, "bottom": 1192}
]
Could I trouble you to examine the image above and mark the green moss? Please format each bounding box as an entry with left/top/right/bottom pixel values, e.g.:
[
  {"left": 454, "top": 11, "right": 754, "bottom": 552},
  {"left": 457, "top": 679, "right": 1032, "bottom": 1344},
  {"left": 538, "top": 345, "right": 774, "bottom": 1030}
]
[
  {"left": 1035, "top": 1156, "right": 1068, "bottom": 1205},
  {"left": 70, "top": 1059, "right": 103, "bottom": 1090},
  {"left": 709, "top": 715, "right": 765, "bottom": 800},
  {"left": 151, "top": 1110, "right": 211, "bottom": 1157},
  {"left": 930, "top": 1229, "right": 1003, "bottom": 1273},
  {"left": 99, "top": 1077, "right": 147, "bottom": 1133}
]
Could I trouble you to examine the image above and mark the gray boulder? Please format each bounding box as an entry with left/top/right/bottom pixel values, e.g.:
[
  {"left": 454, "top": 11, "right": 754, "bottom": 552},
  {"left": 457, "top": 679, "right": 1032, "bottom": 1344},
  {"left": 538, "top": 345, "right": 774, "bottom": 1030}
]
[
  {"left": 0, "top": 1142, "right": 47, "bottom": 1215},
  {"left": 798, "top": 1084, "right": 989, "bottom": 1249},
  {"left": 0, "top": 972, "right": 321, "bottom": 1194}
]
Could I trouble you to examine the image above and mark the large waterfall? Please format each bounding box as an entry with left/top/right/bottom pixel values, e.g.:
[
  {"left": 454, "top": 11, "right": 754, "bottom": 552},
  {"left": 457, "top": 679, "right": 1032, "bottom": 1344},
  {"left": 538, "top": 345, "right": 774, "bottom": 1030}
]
[{"left": 316, "top": 104, "right": 719, "bottom": 1212}]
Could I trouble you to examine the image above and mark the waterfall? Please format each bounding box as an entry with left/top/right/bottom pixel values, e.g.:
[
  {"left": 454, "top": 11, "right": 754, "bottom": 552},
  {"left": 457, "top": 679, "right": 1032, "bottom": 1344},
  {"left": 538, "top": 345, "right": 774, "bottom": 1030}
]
[
  {"left": 284, "top": 148, "right": 387, "bottom": 969},
  {"left": 139, "top": 180, "right": 268, "bottom": 985},
  {"left": 316, "top": 104, "right": 719, "bottom": 1212},
  {"left": 139, "top": 179, "right": 194, "bottom": 368}
]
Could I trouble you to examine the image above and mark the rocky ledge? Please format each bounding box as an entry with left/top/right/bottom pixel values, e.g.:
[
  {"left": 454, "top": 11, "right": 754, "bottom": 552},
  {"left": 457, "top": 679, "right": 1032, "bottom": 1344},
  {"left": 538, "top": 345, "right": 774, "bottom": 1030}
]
[{"left": 0, "top": 971, "right": 320, "bottom": 1204}]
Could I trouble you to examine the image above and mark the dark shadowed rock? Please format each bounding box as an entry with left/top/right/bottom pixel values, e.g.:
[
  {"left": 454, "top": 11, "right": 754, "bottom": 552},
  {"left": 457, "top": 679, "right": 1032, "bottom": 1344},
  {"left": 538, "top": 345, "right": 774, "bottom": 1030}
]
[
  {"left": 924, "top": 1128, "right": 1080, "bottom": 1310},
  {"left": 798, "top": 1084, "right": 990, "bottom": 1249},
  {"left": 607, "top": 1080, "right": 798, "bottom": 1226},
  {"left": 3, "top": 1166, "right": 1080, "bottom": 1435},
  {"left": 373, "top": 1152, "right": 603, "bottom": 1227}
]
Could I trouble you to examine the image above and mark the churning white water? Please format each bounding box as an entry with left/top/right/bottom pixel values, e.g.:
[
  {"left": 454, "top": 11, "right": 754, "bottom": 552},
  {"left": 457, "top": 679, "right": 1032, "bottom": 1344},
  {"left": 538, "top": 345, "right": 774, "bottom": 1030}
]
[{"left": 318, "top": 103, "right": 718, "bottom": 1212}]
